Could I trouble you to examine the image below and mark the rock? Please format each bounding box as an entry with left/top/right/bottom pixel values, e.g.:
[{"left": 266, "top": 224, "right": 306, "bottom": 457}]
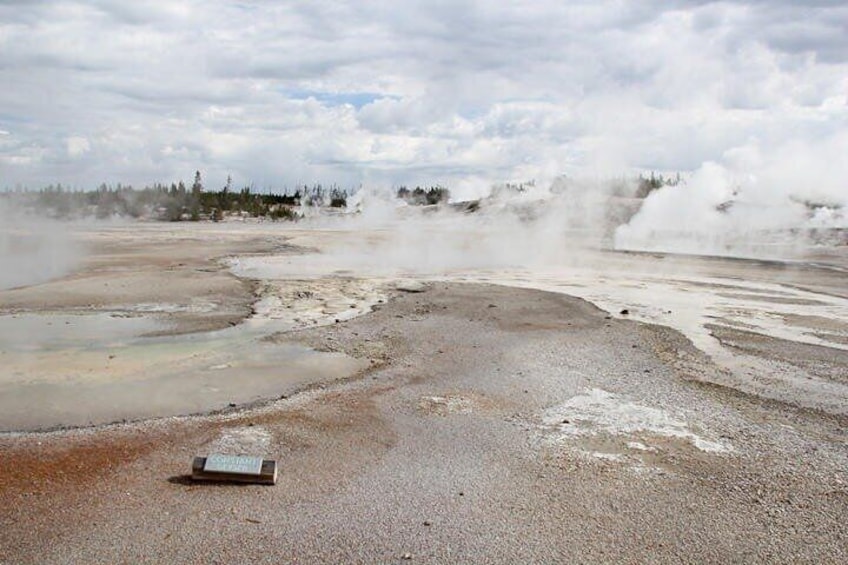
[
  {"left": 620, "top": 309, "right": 630, "bottom": 315},
  {"left": 401, "top": 553, "right": 413, "bottom": 560},
  {"left": 395, "top": 280, "right": 426, "bottom": 293}
]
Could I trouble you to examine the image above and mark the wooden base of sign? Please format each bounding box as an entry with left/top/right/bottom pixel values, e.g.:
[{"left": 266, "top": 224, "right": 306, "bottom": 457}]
[{"left": 191, "top": 456, "right": 278, "bottom": 485}]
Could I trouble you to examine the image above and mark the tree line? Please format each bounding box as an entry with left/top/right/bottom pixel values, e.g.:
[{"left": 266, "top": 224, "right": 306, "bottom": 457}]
[
  {"left": 2, "top": 171, "right": 682, "bottom": 221},
  {"left": 635, "top": 172, "right": 681, "bottom": 198},
  {"left": 1, "top": 172, "right": 351, "bottom": 221},
  {"left": 395, "top": 185, "right": 451, "bottom": 205}
]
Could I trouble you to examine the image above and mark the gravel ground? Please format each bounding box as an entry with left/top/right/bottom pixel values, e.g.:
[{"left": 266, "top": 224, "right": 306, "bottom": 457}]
[{"left": 1, "top": 282, "right": 846, "bottom": 564}]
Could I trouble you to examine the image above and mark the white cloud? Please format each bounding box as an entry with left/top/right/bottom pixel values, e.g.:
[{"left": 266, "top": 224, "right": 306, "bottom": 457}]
[
  {"left": 65, "top": 136, "right": 90, "bottom": 157},
  {"left": 0, "top": 0, "right": 845, "bottom": 191}
]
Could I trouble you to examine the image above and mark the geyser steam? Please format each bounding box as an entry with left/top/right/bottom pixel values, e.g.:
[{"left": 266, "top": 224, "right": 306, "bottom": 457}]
[
  {"left": 0, "top": 200, "right": 82, "bottom": 290},
  {"left": 615, "top": 134, "right": 848, "bottom": 257}
]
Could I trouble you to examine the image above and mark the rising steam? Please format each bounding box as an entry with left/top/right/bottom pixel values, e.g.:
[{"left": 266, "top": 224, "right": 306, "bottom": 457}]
[
  {"left": 0, "top": 200, "right": 82, "bottom": 290},
  {"left": 615, "top": 135, "right": 848, "bottom": 257}
]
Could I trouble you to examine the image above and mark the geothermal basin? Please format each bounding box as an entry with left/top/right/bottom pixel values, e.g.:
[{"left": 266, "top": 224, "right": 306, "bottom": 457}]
[
  {"left": 4, "top": 220, "right": 846, "bottom": 430},
  {"left": 1, "top": 218, "right": 846, "bottom": 563}
]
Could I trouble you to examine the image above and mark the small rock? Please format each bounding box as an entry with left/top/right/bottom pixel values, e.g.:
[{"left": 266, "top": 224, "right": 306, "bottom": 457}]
[
  {"left": 561, "top": 419, "right": 570, "bottom": 424},
  {"left": 401, "top": 553, "right": 413, "bottom": 560},
  {"left": 228, "top": 402, "right": 237, "bottom": 408},
  {"left": 620, "top": 309, "right": 630, "bottom": 315},
  {"left": 423, "top": 520, "right": 431, "bottom": 526},
  {"left": 396, "top": 281, "right": 426, "bottom": 293}
]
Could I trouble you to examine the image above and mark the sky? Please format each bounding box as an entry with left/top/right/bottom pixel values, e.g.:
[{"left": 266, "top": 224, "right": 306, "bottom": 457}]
[{"left": 0, "top": 0, "right": 846, "bottom": 197}]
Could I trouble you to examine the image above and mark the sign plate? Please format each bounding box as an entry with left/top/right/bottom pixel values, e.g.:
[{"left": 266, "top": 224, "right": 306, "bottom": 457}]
[{"left": 204, "top": 454, "right": 264, "bottom": 476}]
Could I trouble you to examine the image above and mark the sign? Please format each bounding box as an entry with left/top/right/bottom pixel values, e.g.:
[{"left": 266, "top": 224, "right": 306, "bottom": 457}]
[
  {"left": 191, "top": 454, "right": 277, "bottom": 484},
  {"left": 203, "top": 454, "right": 264, "bottom": 476}
]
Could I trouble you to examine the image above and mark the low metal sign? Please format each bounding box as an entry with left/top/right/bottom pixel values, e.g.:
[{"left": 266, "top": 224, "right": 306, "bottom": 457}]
[{"left": 191, "top": 454, "right": 277, "bottom": 485}]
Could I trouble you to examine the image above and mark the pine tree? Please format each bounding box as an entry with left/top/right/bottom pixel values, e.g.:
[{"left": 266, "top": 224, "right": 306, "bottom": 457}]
[{"left": 191, "top": 171, "right": 203, "bottom": 195}]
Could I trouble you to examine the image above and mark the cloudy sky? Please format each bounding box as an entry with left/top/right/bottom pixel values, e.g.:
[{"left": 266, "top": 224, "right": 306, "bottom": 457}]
[{"left": 0, "top": 0, "right": 846, "bottom": 195}]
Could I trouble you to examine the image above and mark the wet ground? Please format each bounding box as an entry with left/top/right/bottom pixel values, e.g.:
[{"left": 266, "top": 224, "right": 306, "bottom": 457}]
[
  {"left": 233, "top": 224, "right": 848, "bottom": 416},
  {"left": 0, "top": 223, "right": 377, "bottom": 431}
]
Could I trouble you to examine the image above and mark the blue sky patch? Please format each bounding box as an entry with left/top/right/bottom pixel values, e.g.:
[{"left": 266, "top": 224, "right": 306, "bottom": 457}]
[{"left": 284, "top": 90, "right": 395, "bottom": 109}]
